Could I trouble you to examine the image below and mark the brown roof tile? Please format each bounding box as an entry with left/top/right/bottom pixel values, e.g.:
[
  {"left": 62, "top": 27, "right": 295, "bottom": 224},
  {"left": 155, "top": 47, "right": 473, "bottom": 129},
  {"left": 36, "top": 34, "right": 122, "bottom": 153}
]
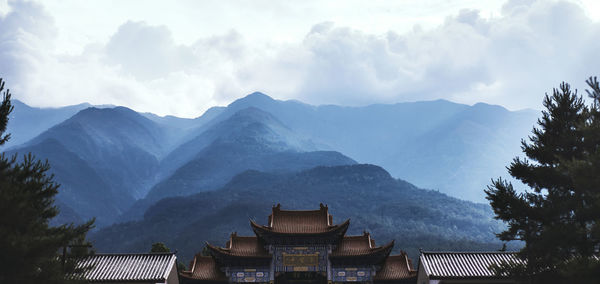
[
  {"left": 180, "top": 255, "right": 228, "bottom": 282},
  {"left": 330, "top": 235, "right": 394, "bottom": 266},
  {"left": 268, "top": 203, "right": 331, "bottom": 233},
  {"left": 251, "top": 203, "right": 350, "bottom": 236},
  {"left": 374, "top": 254, "right": 417, "bottom": 280},
  {"left": 331, "top": 232, "right": 389, "bottom": 256},
  {"left": 207, "top": 233, "right": 270, "bottom": 258}
]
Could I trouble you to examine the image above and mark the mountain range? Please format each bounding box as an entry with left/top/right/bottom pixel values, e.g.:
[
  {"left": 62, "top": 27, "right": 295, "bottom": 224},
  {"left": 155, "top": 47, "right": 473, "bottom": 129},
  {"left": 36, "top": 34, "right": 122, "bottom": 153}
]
[
  {"left": 2, "top": 93, "right": 539, "bottom": 256},
  {"left": 92, "top": 164, "right": 508, "bottom": 262}
]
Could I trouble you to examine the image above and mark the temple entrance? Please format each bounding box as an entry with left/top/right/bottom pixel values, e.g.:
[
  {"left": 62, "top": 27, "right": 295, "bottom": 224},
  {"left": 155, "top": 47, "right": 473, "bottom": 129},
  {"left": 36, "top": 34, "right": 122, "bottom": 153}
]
[{"left": 275, "top": 272, "right": 327, "bottom": 284}]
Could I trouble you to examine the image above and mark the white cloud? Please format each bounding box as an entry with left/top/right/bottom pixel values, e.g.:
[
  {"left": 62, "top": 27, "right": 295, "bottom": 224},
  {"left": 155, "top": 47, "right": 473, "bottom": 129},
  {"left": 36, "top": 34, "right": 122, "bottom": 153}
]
[
  {"left": 104, "top": 21, "right": 197, "bottom": 81},
  {"left": 291, "top": 1, "right": 600, "bottom": 108},
  {"left": 0, "top": 0, "right": 599, "bottom": 117}
]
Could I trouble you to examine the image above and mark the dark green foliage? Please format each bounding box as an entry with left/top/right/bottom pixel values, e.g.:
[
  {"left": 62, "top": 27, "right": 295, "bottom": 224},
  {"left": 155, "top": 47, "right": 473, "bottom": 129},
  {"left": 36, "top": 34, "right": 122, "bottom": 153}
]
[
  {"left": 150, "top": 242, "right": 171, "bottom": 253},
  {"left": 0, "top": 78, "right": 95, "bottom": 283},
  {"left": 486, "top": 78, "right": 600, "bottom": 283},
  {"left": 93, "top": 164, "right": 508, "bottom": 264},
  {"left": 0, "top": 79, "right": 13, "bottom": 145}
]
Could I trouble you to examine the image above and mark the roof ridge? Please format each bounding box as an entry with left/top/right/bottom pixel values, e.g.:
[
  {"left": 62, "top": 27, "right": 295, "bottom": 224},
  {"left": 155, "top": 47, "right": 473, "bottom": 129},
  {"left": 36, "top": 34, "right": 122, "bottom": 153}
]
[
  {"left": 232, "top": 235, "right": 258, "bottom": 238},
  {"left": 275, "top": 209, "right": 326, "bottom": 213},
  {"left": 421, "top": 251, "right": 519, "bottom": 254},
  {"left": 271, "top": 203, "right": 329, "bottom": 213},
  {"left": 89, "top": 252, "right": 175, "bottom": 256},
  {"left": 343, "top": 234, "right": 370, "bottom": 239}
]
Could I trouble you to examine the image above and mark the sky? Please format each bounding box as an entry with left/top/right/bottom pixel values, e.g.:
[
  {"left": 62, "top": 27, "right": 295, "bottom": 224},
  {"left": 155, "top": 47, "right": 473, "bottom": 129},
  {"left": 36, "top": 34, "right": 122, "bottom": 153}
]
[{"left": 1, "top": 0, "right": 599, "bottom": 117}]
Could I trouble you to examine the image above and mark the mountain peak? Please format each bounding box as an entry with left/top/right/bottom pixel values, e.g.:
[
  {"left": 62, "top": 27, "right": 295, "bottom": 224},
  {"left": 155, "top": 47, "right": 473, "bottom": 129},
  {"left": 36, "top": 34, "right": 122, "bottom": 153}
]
[
  {"left": 247, "top": 91, "right": 272, "bottom": 99},
  {"left": 212, "top": 107, "right": 292, "bottom": 143},
  {"left": 70, "top": 106, "right": 140, "bottom": 120},
  {"left": 228, "top": 92, "right": 276, "bottom": 108}
]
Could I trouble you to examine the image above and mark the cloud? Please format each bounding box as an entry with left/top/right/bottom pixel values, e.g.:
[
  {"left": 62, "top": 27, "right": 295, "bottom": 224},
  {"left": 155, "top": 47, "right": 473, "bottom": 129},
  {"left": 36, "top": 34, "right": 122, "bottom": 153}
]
[
  {"left": 1, "top": 0, "right": 599, "bottom": 117},
  {"left": 105, "top": 21, "right": 197, "bottom": 80},
  {"left": 0, "top": 1, "right": 56, "bottom": 92},
  {"left": 293, "top": 1, "right": 600, "bottom": 108}
]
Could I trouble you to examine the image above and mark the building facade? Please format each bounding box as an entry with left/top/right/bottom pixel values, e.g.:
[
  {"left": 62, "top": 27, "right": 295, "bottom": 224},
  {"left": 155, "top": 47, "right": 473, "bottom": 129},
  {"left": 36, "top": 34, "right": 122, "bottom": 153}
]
[{"left": 180, "top": 204, "right": 416, "bottom": 284}]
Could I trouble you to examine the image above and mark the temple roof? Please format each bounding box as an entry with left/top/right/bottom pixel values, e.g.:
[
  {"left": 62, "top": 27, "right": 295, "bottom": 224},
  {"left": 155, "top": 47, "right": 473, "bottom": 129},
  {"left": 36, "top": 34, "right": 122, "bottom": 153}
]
[
  {"left": 331, "top": 232, "right": 393, "bottom": 257},
  {"left": 419, "top": 251, "right": 522, "bottom": 279},
  {"left": 250, "top": 203, "right": 350, "bottom": 237},
  {"left": 69, "top": 253, "right": 177, "bottom": 283},
  {"left": 180, "top": 255, "right": 228, "bottom": 282},
  {"left": 269, "top": 203, "right": 332, "bottom": 233},
  {"left": 374, "top": 254, "right": 417, "bottom": 281},
  {"left": 206, "top": 233, "right": 271, "bottom": 258}
]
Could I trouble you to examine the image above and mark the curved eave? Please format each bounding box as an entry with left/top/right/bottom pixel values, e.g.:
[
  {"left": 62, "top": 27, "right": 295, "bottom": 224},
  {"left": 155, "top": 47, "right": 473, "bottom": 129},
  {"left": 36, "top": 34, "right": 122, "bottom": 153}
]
[
  {"left": 179, "top": 272, "right": 228, "bottom": 283},
  {"left": 205, "top": 242, "right": 271, "bottom": 260},
  {"left": 250, "top": 219, "right": 350, "bottom": 238},
  {"left": 330, "top": 240, "right": 395, "bottom": 264}
]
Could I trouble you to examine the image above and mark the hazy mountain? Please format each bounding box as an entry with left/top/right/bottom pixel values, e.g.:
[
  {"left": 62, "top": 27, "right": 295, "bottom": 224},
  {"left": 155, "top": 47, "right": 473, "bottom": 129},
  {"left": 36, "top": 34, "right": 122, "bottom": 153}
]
[
  {"left": 9, "top": 138, "right": 128, "bottom": 226},
  {"left": 25, "top": 107, "right": 174, "bottom": 198},
  {"left": 9, "top": 106, "right": 183, "bottom": 226},
  {"left": 121, "top": 107, "right": 357, "bottom": 221},
  {"left": 5, "top": 95, "right": 539, "bottom": 229},
  {"left": 141, "top": 106, "right": 225, "bottom": 131},
  {"left": 195, "top": 92, "right": 539, "bottom": 201},
  {"left": 92, "top": 164, "right": 506, "bottom": 263},
  {"left": 2, "top": 100, "right": 93, "bottom": 149}
]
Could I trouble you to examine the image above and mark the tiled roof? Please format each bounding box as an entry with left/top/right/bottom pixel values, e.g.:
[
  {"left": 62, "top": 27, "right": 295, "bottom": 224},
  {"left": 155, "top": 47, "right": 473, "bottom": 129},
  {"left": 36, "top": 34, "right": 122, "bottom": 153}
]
[
  {"left": 331, "top": 232, "right": 394, "bottom": 257},
  {"left": 207, "top": 233, "right": 270, "bottom": 258},
  {"left": 374, "top": 254, "right": 417, "bottom": 280},
  {"left": 269, "top": 203, "right": 331, "bottom": 233},
  {"left": 70, "top": 253, "right": 176, "bottom": 282},
  {"left": 251, "top": 203, "right": 350, "bottom": 235},
  {"left": 180, "top": 255, "right": 228, "bottom": 282},
  {"left": 420, "top": 251, "right": 523, "bottom": 279}
]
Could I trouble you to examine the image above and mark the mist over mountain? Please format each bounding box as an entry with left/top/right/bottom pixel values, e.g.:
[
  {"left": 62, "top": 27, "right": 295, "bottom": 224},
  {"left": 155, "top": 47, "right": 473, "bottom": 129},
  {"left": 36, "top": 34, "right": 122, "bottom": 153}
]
[
  {"left": 6, "top": 93, "right": 540, "bottom": 230},
  {"left": 121, "top": 107, "right": 356, "bottom": 221},
  {"left": 197, "top": 92, "right": 539, "bottom": 201},
  {"left": 9, "top": 138, "right": 127, "bottom": 226},
  {"left": 92, "top": 164, "right": 505, "bottom": 262},
  {"left": 8, "top": 107, "right": 185, "bottom": 226},
  {"left": 1, "top": 100, "right": 92, "bottom": 149}
]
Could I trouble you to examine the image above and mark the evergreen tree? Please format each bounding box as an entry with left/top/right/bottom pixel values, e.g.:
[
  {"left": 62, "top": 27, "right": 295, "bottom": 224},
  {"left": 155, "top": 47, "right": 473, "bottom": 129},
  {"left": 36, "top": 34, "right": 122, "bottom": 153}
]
[
  {"left": 0, "top": 78, "right": 95, "bottom": 283},
  {"left": 150, "top": 242, "right": 171, "bottom": 253},
  {"left": 486, "top": 78, "right": 600, "bottom": 283}
]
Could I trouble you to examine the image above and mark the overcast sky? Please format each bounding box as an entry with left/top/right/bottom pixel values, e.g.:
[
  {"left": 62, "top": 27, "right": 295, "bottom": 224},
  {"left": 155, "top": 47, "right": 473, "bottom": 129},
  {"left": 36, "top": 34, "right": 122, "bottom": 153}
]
[{"left": 1, "top": 0, "right": 599, "bottom": 117}]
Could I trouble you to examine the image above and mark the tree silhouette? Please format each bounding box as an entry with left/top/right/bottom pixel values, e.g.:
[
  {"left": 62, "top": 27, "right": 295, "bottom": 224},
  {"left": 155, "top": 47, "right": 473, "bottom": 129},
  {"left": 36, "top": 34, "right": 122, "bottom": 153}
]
[
  {"left": 0, "top": 78, "right": 95, "bottom": 283},
  {"left": 486, "top": 77, "right": 600, "bottom": 283}
]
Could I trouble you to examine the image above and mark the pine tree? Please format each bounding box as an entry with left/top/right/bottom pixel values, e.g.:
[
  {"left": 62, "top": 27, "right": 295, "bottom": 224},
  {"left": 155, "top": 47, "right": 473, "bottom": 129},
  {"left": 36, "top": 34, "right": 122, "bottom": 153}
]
[
  {"left": 150, "top": 242, "right": 171, "bottom": 253},
  {"left": 486, "top": 78, "right": 600, "bottom": 283},
  {"left": 0, "top": 78, "right": 95, "bottom": 283}
]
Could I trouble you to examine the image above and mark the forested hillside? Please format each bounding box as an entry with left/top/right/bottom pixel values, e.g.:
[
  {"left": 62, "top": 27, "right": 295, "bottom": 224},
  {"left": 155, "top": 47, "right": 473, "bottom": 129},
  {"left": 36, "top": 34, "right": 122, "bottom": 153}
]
[{"left": 92, "top": 164, "right": 507, "bottom": 262}]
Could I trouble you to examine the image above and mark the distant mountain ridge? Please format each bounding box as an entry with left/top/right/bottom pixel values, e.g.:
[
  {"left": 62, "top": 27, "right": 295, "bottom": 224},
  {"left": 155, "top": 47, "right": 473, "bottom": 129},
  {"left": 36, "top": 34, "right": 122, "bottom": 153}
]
[
  {"left": 7, "top": 106, "right": 186, "bottom": 226},
  {"left": 194, "top": 93, "right": 538, "bottom": 201},
  {"left": 1, "top": 100, "right": 93, "bottom": 149},
  {"left": 5, "top": 94, "right": 540, "bottom": 229},
  {"left": 121, "top": 107, "right": 356, "bottom": 221}
]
